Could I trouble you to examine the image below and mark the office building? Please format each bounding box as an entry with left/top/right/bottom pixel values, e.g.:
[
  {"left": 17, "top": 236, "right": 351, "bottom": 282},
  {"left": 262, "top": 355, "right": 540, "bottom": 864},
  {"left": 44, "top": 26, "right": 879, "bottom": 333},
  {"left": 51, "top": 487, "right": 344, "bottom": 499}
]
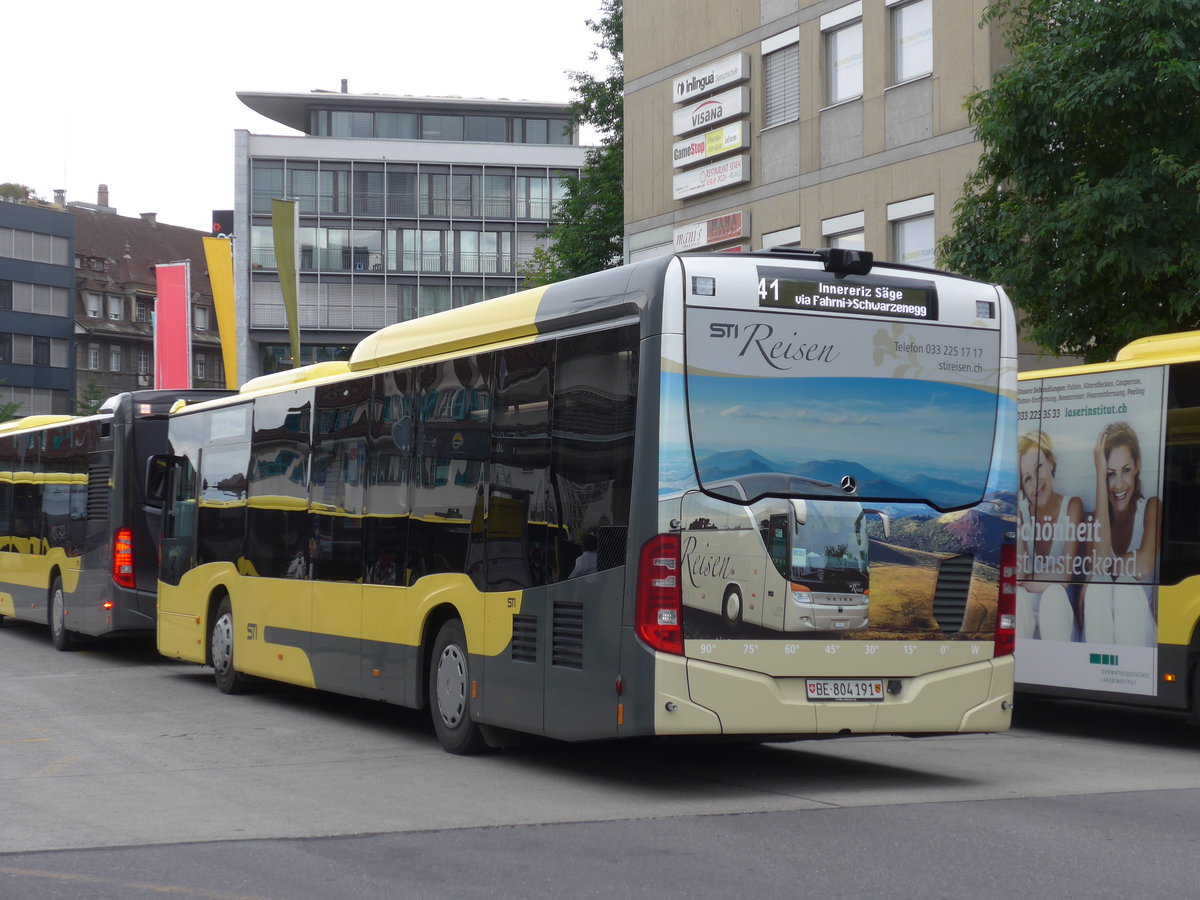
[
  {"left": 233, "top": 88, "right": 589, "bottom": 379},
  {"left": 623, "top": 0, "right": 1060, "bottom": 368},
  {"left": 0, "top": 199, "right": 75, "bottom": 415}
]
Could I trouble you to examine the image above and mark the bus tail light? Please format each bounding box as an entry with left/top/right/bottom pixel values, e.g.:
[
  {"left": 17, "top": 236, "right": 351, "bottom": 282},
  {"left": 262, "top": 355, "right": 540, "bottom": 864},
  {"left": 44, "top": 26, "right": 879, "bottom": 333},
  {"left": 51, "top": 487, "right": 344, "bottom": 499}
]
[
  {"left": 636, "top": 534, "right": 683, "bottom": 655},
  {"left": 113, "top": 527, "right": 136, "bottom": 589},
  {"left": 995, "top": 534, "right": 1017, "bottom": 657}
]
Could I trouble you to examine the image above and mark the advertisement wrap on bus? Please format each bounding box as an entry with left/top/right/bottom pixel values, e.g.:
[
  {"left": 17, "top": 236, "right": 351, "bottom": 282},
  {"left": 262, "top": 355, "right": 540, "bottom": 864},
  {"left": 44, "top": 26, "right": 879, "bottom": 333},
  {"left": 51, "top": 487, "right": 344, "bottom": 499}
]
[
  {"left": 660, "top": 262, "right": 1015, "bottom": 657},
  {"left": 1016, "top": 367, "right": 1164, "bottom": 698}
]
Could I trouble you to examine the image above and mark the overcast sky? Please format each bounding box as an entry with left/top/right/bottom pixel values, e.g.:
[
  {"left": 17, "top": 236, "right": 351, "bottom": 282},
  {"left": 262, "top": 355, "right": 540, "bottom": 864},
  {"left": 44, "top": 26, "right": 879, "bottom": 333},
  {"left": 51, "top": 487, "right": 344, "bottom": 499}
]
[{"left": 4, "top": 0, "right": 606, "bottom": 231}]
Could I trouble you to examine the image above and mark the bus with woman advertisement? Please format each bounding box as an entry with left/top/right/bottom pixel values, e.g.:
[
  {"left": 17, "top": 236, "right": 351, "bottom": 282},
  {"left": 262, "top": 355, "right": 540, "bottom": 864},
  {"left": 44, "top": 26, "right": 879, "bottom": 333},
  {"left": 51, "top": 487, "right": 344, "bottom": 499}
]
[
  {"left": 149, "top": 248, "right": 1018, "bottom": 752},
  {"left": 1017, "top": 330, "right": 1200, "bottom": 720}
]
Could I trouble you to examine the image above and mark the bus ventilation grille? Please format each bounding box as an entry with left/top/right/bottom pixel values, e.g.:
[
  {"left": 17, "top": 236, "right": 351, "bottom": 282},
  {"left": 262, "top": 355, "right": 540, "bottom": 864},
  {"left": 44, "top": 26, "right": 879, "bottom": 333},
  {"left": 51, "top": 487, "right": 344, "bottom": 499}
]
[
  {"left": 552, "top": 600, "right": 584, "bottom": 669},
  {"left": 86, "top": 463, "right": 112, "bottom": 520},
  {"left": 932, "top": 554, "right": 974, "bottom": 633},
  {"left": 511, "top": 614, "right": 538, "bottom": 664}
]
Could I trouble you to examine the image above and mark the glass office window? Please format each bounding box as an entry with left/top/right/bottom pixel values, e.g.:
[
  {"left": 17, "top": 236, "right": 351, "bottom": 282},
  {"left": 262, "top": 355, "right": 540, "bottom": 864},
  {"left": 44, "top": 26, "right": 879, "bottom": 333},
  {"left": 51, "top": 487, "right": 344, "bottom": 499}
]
[
  {"left": 422, "top": 115, "right": 464, "bottom": 141},
  {"left": 893, "top": 0, "right": 933, "bottom": 83},
  {"left": 827, "top": 20, "right": 863, "bottom": 104},
  {"left": 466, "top": 116, "right": 507, "bottom": 142}
]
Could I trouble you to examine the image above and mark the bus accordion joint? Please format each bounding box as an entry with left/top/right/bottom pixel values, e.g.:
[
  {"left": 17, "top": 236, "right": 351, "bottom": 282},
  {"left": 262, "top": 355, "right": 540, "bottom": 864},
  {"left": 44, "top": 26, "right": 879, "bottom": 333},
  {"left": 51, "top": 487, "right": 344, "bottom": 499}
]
[
  {"left": 995, "top": 533, "right": 1017, "bottom": 657},
  {"left": 636, "top": 534, "right": 683, "bottom": 655}
]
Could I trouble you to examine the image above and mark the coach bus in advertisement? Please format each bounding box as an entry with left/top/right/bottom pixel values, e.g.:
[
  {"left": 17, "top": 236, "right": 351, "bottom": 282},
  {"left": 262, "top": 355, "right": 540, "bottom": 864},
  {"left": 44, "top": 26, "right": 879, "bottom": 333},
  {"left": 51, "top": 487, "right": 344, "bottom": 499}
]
[
  {"left": 1017, "top": 330, "right": 1200, "bottom": 720},
  {"left": 148, "top": 248, "right": 1018, "bottom": 753}
]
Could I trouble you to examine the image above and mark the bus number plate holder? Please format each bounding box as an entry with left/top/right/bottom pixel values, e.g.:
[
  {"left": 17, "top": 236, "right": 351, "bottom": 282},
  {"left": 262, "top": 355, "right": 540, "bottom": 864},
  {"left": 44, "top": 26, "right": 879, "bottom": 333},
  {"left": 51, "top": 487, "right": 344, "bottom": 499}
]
[{"left": 805, "top": 679, "right": 884, "bottom": 701}]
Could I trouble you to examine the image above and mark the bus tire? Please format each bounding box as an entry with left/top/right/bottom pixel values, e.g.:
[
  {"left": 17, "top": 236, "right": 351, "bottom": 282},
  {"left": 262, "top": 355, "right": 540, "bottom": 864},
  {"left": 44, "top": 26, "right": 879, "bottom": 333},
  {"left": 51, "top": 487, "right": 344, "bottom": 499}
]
[
  {"left": 211, "top": 596, "right": 249, "bottom": 695},
  {"left": 49, "top": 575, "right": 76, "bottom": 651},
  {"left": 429, "top": 619, "right": 486, "bottom": 755},
  {"left": 723, "top": 585, "right": 743, "bottom": 629}
]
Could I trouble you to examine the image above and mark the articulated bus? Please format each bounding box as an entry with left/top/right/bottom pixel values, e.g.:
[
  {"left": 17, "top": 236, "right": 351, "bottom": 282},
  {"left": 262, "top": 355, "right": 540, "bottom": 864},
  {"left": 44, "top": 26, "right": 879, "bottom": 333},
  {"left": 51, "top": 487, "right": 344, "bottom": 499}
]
[
  {"left": 151, "top": 248, "right": 1018, "bottom": 753},
  {"left": 1017, "top": 330, "right": 1200, "bottom": 720},
  {"left": 0, "top": 390, "right": 228, "bottom": 649}
]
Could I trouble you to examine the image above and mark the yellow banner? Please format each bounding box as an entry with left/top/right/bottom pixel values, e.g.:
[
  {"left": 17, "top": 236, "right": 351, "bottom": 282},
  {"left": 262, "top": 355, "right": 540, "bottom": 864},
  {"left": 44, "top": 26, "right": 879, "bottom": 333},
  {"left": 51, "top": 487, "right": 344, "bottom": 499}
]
[
  {"left": 271, "top": 199, "right": 301, "bottom": 369},
  {"left": 201, "top": 236, "right": 237, "bottom": 388}
]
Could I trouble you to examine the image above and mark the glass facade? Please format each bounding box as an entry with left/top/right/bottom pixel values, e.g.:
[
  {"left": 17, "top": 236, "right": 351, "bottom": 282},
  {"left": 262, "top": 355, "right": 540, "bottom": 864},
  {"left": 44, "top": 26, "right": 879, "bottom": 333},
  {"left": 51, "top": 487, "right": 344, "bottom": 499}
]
[
  {"left": 309, "top": 109, "right": 572, "bottom": 145},
  {"left": 248, "top": 158, "right": 577, "bottom": 340}
]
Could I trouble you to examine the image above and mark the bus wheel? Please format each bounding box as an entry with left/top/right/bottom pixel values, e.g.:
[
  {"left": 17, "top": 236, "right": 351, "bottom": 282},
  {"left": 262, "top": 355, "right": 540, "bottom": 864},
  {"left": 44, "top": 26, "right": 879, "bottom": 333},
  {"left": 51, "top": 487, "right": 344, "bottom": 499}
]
[
  {"left": 49, "top": 575, "right": 76, "bottom": 651},
  {"left": 429, "top": 619, "right": 486, "bottom": 755},
  {"left": 723, "top": 585, "right": 743, "bottom": 629},
  {"left": 211, "top": 597, "right": 249, "bottom": 695}
]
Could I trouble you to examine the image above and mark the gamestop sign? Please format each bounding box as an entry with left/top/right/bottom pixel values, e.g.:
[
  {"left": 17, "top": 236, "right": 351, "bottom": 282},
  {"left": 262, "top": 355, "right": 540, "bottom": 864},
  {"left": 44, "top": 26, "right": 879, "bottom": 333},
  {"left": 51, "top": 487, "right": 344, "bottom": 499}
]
[
  {"left": 672, "top": 86, "right": 750, "bottom": 137},
  {"left": 673, "top": 155, "right": 750, "bottom": 200},
  {"left": 672, "top": 122, "right": 749, "bottom": 169}
]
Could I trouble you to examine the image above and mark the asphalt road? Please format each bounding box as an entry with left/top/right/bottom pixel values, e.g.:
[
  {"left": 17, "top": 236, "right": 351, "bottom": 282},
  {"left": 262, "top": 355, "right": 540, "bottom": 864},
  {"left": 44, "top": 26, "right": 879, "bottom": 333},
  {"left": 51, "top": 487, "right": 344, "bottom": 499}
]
[{"left": 2, "top": 617, "right": 1198, "bottom": 899}]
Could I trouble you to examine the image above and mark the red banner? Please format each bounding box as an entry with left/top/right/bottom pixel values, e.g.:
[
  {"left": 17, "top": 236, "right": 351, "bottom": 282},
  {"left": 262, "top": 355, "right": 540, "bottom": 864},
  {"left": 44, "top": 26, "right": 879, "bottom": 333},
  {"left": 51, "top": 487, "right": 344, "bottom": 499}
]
[{"left": 154, "top": 262, "right": 192, "bottom": 389}]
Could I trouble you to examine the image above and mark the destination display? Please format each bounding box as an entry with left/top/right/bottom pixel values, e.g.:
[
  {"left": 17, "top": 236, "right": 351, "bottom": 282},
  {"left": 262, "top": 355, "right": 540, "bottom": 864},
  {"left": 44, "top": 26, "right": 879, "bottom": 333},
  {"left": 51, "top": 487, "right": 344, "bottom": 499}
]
[{"left": 755, "top": 267, "right": 938, "bottom": 321}]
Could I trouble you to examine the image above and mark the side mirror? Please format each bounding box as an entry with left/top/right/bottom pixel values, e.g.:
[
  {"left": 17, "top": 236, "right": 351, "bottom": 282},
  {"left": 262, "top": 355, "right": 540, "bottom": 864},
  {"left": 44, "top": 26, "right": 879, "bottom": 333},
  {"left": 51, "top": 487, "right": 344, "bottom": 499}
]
[
  {"left": 863, "top": 508, "right": 890, "bottom": 539},
  {"left": 145, "top": 454, "right": 178, "bottom": 503}
]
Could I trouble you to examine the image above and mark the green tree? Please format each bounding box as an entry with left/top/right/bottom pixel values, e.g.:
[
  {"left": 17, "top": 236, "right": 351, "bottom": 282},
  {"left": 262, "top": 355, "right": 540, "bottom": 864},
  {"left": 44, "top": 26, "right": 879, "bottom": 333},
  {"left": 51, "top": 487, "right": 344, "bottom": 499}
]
[
  {"left": 531, "top": 0, "right": 624, "bottom": 284},
  {"left": 938, "top": 0, "right": 1200, "bottom": 363},
  {"left": 0, "top": 183, "right": 41, "bottom": 203},
  {"left": 76, "top": 377, "right": 107, "bottom": 416}
]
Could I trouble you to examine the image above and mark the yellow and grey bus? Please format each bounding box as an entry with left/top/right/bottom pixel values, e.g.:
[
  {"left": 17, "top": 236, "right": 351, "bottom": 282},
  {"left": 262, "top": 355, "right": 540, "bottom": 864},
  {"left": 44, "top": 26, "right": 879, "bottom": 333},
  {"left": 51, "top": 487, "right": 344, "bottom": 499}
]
[
  {"left": 150, "top": 248, "right": 1018, "bottom": 752},
  {"left": 1017, "top": 330, "right": 1200, "bottom": 719},
  {"left": 0, "top": 390, "right": 228, "bottom": 649}
]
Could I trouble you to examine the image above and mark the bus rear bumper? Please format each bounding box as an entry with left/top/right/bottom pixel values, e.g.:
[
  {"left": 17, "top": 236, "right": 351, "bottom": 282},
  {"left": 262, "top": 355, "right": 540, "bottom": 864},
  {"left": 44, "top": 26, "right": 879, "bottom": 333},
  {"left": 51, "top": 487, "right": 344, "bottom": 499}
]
[{"left": 654, "top": 652, "right": 1014, "bottom": 737}]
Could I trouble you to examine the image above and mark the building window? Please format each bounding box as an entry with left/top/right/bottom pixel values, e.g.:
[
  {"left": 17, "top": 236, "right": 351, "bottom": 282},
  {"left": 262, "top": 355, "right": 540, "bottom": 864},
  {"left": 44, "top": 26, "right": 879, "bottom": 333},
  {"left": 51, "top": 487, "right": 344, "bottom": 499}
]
[
  {"left": 386, "top": 169, "right": 418, "bottom": 217},
  {"left": 195, "top": 353, "right": 207, "bottom": 381},
  {"left": 823, "top": 210, "right": 866, "bottom": 251},
  {"left": 109, "top": 346, "right": 122, "bottom": 373},
  {"left": 0, "top": 333, "right": 11, "bottom": 364},
  {"left": 483, "top": 174, "right": 513, "bottom": 218},
  {"left": 85, "top": 292, "right": 102, "bottom": 318},
  {"left": 891, "top": 0, "right": 933, "bottom": 84},
  {"left": 251, "top": 161, "right": 284, "bottom": 215},
  {"left": 138, "top": 348, "right": 151, "bottom": 375},
  {"left": 136, "top": 299, "right": 152, "bottom": 322},
  {"left": 762, "top": 29, "right": 800, "bottom": 128},
  {"left": 32, "top": 337, "right": 50, "bottom": 367},
  {"left": 376, "top": 112, "right": 418, "bottom": 139},
  {"left": 888, "top": 195, "right": 936, "bottom": 267},
  {"left": 516, "top": 176, "right": 550, "bottom": 219},
  {"left": 452, "top": 174, "right": 481, "bottom": 218},
  {"left": 194, "top": 307, "right": 210, "bottom": 331},
  {"left": 420, "top": 173, "right": 451, "bottom": 217},
  {"left": 331, "top": 110, "right": 373, "bottom": 138},
  {"left": 88, "top": 343, "right": 101, "bottom": 370},
  {"left": 0, "top": 280, "right": 11, "bottom": 310},
  {"left": 824, "top": 4, "right": 864, "bottom": 105},
  {"left": 466, "top": 116, "right": 507, "bottom": 142},
  {"left": 107, "top": 294, "right": 123, "bottom": 321},
  {"left": 422, "top": 115, "right": 464, "bottom": 141},
  {"left": 353, "top": 169, "right": 385, "bottom": 217}
]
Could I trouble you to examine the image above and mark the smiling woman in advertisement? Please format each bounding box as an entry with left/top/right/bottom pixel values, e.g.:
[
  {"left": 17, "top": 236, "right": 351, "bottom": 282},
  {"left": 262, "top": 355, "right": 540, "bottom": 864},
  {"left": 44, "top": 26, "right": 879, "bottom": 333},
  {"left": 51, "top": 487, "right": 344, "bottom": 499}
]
[
  {"left": 1081, "top": 422, "right": 1159, "bottom": 647},
  {"left": 1090, "top": 422, "right": 1160, "bottom": 582},
  {"left": 1016, "top": 430, "right": 1086, "bottom": 640}
]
